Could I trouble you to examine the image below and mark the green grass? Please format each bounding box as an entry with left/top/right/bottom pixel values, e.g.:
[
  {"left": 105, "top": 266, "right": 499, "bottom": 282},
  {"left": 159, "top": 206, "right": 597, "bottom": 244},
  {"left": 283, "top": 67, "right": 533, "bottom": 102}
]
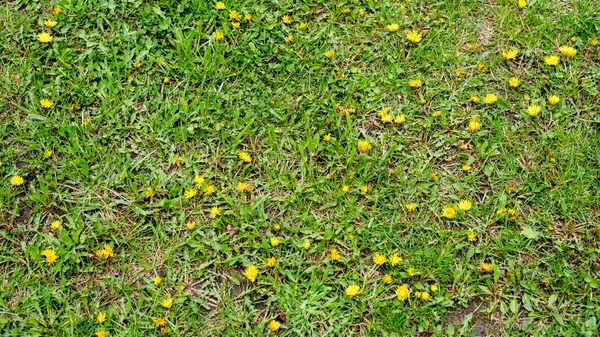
[{"left": 1, "top": 0, "right": 600, "bottom": 336}]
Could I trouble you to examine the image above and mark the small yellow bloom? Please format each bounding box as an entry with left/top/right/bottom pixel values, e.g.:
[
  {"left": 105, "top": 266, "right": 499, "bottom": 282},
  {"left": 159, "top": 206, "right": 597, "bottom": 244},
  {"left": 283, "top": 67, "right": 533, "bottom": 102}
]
[
  {"left": 186, "top": 221, "right": 196, "bottom": 230},
  {"left": 589, "top": 37, "right": 597, "bottom": 46},
  {"left": 269, "top": 320, "right": 281, "bottom": 331},
  {"left": 431, "top": 172, "right": 439, "bottom": 182},
  {"left": 478, "top": 263, "right": 493, "bottom": 273},
  {"left": 237, "top": 182, "right": 253, "bottom": 193},
  {"left": 406, "top": 30, "right": 422, "bottom": 43},
  {"left": 432, "top": 110, "right": 443, "bottom": 117},
  {"left": 389, "top": 254, "right": 402, "bottom": 265},
  {"left": 95, "top": 330, "right": 106, "bottom": 337},
  {"left": 484, "top": 94, "right": 498, "bottom": 105},
  {"left": 548, "top": 95, "right": 560, "bottom": 106},
  {"left": 430, "top": 284, "right": 439, "bottom": 292},
  {"left": 38, "top": 32, "right": 53, "bottom": 43},
  {"left": 408, "top": 79, "right": 422, "bottom": 88},
  {"left": 527, "top": 105, "right": 541, "bottom": 117},
  {"left": 273, "top": 224, "right": 281, "bottom": 231},
  {"left": 215, "top": 1, "right": 225, "bottom": 10},
  {"left": 357, "top": 140, "right": 372, "bottom": 152},
  {"left": 184, "top": 188, "right": 198, "bottom": 199},
  {"left": 373, "top": 253, "right": 387, "bottom": 265},
  {"left": 153, "top": 275, "right": 162, "bottom": 286},
  {"left": 231, "top": 21, "right": 240, "bottom": 30},
  {"left": 204, "top": 185, "right": 216, "bottom": 195},
  {"left": 468, "top": 231, "right": 477, "bottom": 242},
  {"left": 10, "top": 175, "right": 25, "bottom": 186},
  {"left": 299, "top": 22, "right": 307, "bottom": 29},
  {"left": 266, "top": 257, "right": 276, "bottom": 267},
  {"left": 457, "top": 200, "right": 472, "bottom": 211},
  {"left": 213, "top": 30, "right": 224, "bottom": 41},
  {"left": 502, "top": 49, "right": 518, "bottom": 60},
  {"left": 341, "top": 184, "right": 350, "bottom": 193},
  {"left": 44, "top": 20, "right": 58, "bottom": 28},
  {"left": 509, "top": 77, "right": 520, "bottom": 87},
  {"left": 406, "top": 203, "right": 417, "bottom": 212},
  {"left": 358, "top": 9, "right": 365, "bottom": 16},
  {"left": 281, "top": 15, "right": 292, "bottom": 24},
  {"left": 407, "top": 267, "right": 416, "bottom": 276},
  {"left": 50, "top": 220, "right": 62, "bottom": 230},
  {"left": 285, "top": 34, "right": 294, "bottom": 43},
  {"left": 43, "top": 150, "right": 53, "bottom": 159},
  {"left": 329, "top": 248, "right": 340, "bottom": 261},
  {"left": 40, "top": 249, "right": 58, "bottom": 265},
  {"left": 160, "top": 298, "right": 173, "bottom": 309},
  {"left": 54, "top": 6, "right": 62, "bottom": 14},
  {"left": 97, "top": 312, "right": 106, "bottom": 323},
  {"left": 518, "top": 0, "right": 527, "bottom": 9},
  {"left": 193, "top": 175, "right": 205, "bottom": 188},
  {"left": 461, "top": 165, "right": 471, "bottom": 172},
  {"left": 544, "top": 55, "right": 560, "bottom": 66},
  {"left": 324, "top": 49, "right": 335, "bottom": 58},
  {"left": 421, "top": 291, "right": 431, "bottom": 300},
  {"left": 40, "top": 99, "right": 53, "bottom": 108},
  {"left": 469, "top": 95, "right": 480, "bottom": 103},
  {"left": 441, "top": 206, "right": 457, "bottom": 219},
  {"left": 244, "top": 14, "right": 252, "bottom": 22},
  {"left": 383, "top": 274, "right": 393, "bottom": 284},
  {"left": 419, "top": 98, "right": 426, "bottom": 105},
  {"left": 381, "top": 113, "right": 393, "bottom": 123},
  {"left": 323, "top": 133, "right": 331, "bottom": 141},
  {"left": 395, "top": 114, "right": 406, "bottom": 124},
  {"left": 134, "top": 62, "right": 141, "bottom": 69},
  {"left": 345, "top": 284, "right": 360, "bottom": 297},
  {"left": 559, "top": 46, "right": 577, "bottom": 58},
  {"left": 210, "top": 207, "right": 221, "bottom": 218},
  {"left": 95, "top": 244, "right": 115, "bottom": 259},
  {"left": 153, "top": 317, "right": 166, "bottom": 327},
  {"left": 303, "top": 240, "right": 311, "bottom": 250},
  {"left": 469, "top": 117, "right": 481, "bottom": 132},
  {"left": 386, "top": 24, "right": 400, "bottom": 32},
  {"left": 229, "top": 10, "right": 241, "bottom": 21},
  {"left": 395, "top": 285, "right": 410, "bottom": 301},
  {"left": 270, "top": 237, "right": 280, "bottom": 247},
  {"left": 144, "top": 187, "right": 155, "bottom": 198},
  {"left": 341, "top": 8, "right": 351, "bottom": 14},
  {"left": 244, "top": 265, "right": 259, "bottom": 282},
  {"left": 238, "top": 151, "right": 252, "bottom": 163},
  {"left": 360, "top": 185, "right": 368, "bottom": 195}
]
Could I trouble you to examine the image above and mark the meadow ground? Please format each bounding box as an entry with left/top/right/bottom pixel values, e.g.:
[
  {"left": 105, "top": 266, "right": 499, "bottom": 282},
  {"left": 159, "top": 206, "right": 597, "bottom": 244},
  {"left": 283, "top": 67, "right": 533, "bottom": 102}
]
[{"left": 1, "top": 0, "right": 600, "bottom": 336}]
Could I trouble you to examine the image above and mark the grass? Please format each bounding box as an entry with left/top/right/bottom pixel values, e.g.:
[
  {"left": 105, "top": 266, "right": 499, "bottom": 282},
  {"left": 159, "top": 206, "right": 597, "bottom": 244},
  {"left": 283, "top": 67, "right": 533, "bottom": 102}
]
[{"left": 1, "top": 0, "right": 600, "bottom": 336}]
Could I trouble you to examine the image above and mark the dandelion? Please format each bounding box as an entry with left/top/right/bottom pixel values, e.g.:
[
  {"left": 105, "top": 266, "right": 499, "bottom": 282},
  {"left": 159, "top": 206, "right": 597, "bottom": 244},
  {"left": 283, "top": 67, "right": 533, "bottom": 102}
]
[
  {"left": 281, "top": 15, "right": 292, "bottom": 24},
  {"left": 360, "top": 185, "right": 368, "bottom": 195},
  {"left": 269, "top": 320, "right": 281, "bottom": 331},
  {"left": 357, "top": 140, "right": 372, "bottom": 152},
  {"left": 548, "top": 95, "right": 560, "bottom": 106},
  {"left": 345, "top": 284, "right": 360, "bottom": 297},
  {"left": 395, "top": 285, "right": 410, "bottom": 301},
  {"left": 441, "top": 206, "right": 457, "bottom": 219},
  {"left": 432, "top": 110, "right": 442, "bottom": 117},
  {"left": 323, "top": 133, "right": 331, "bottom": 141},
  {"left": 163, "top": 77, "right": 170, "bottom": 84},
  {"left": 407, "top": 267, "right": 416, "bottom": 276},
  {"left": 406, "top": 30, "right": 422, "bottom": 43},
  {"left": 502, "top": 49, "right": 518, "bottom": 60},
  {"left": 381, "top": 113, "right": 393, "bottom": 123},
  {"left": 229, "top": 10, "right": 241, "bottom": 21},
  {"left": 303, "top": 240, "right": 310, "bottom": 250},
  {"left": 237, "top": 182, "right": 253, "bottom": 193},
  {"left": 373, "top": 253, "right": 387, "bottom": 265},
  {"left": 589, "top": 37, "right": 598, "bottom": 46},
  {"left": 468, "top": 231, "right": 477, "bottom": 242},
  {"left": 359, "top": 9, "right": 365, "bottom": 16},
  {"left": 40, "top": 99, "right": 53, "bottom": 108},
  {"left": 457, "top": 200, "right": 472, "bottom": 211},
  {"left": 153, "top": 275, "right": 162, "bottom": 286},
  {"left": 421, "top": 291, "right": 431, "bottom": 300},
  {"left": 462, "top": 165, "right": 471, "bottom": 172},
  {"left": 273, "top": 224, "right": 281, "bottom": 231},
  {"left": 559, "top": 46, "right": 577, "bottom": 58},
  {"left": 518, "top": 0, "right": 527, "bottom": 9},
  {"left": 83, "top": 117, "right": 91, "bottom": 126},
  {"left": 215, "top": 1, "right": 225, "bottom": 10},
  {"left": 192, "top": 176, "right": 205, "bottom": 188},
  {"left": 329, "top": 248, "right": 341, "bottom": 261},
  {"left": 134, "top": 62, "right": 141, "bottom": 69},
  {"left": 238, "top": 151, "right": 252, "bottom": 162},
  {"left": 527, "top": 105, "right": 541, "bottom": 117},
  {"left": 478, "top": 263, "right": 493, "bottom": 273},
  {"left": 50, "top": 220, "right": 62, "bottom": 230},
  {"left": 544, "top": 55, "right": 560, "bottom": 66},
  {"left": 44, "top": 20, "right": 58, "bottom": 28},
  {"left": 95, "top": 244, "right": 115, "bottom": 259},
  {"left": 341, "top": 8, "right": 351, "bottom": 14},
  {"left": 38, "top": 32, "right": 53, "bottom": 43},
  {"left": 186, "top": 221, "right": 196, "bottom": 230},
  {"left": 387, "top": 24, "right": 399, "bottom": 32},
  {"left": 477, "top": 62, "right": 489, "bottom": 72},
  {"left": 509, "top": 77, "right": 520, "bottom": 87},
  {"left": 395, "top": 114, "right": 407, "bottom": 124},
  {"left": 406, "top": 203, "right": 417, "bottom": 212},
  {"left": 144, "top": 187, "right": 155, "bottom": 198},
  {"left": 97, "top": 312, "right": 106, "bottom": 323},
  {"left": 213, "top": 30, "right": 224, "bottom": 41},
  {"left": 285, "top": 34, "right": 294, "bottom": 43},
  {"left": 10, "top": 176, "right": 25, "bottom": 186},
  {"left": 389, "top": 254, "right": 402, "bottom": 265},
  {"left": 484, "top": 94, "right": 498, "bottom": 105},
  {"left": 419, "top": 98, "right": 426, "bottom": 105},
  {"left": 40, "top": 249, "right": 58, "bottom": 265},
  {"left": 184, "top": 188, "right": 198, "bottom": 199},
  {"left": 160, "top": 298, "right": 174, "bottom": 309},
  {"left": 266, "top": 257, "right": 276, "bottom": 267},
  {"left": 244, "top": 265, "right": 259, "bottom": 282},
  {"left": 324, "top": 49, "right": 335, "bottom": 58},
  {"left": 469, "top": 96, "right": 480, "bottom": 103},
  {"left": 469, "top": 117, "right": 481, "bottom": 132},
  {"left": 210, "top": 207, "right": 221, "bottom": 218},
  {"left": 175, "top": 155, "right": 183, "bottom": 166},
  {"left": 153, "top": 317, "right": 166, "bottom": 327},
  {"left": 430, "top": 284, "right": 439, "bottom": 292},
  {"left": 244, "top": 14, "right": 252, "bottom": 22},
  {"left": 54, "top": 6, "right": 61, "bottom": 14},
  {"left": 95, "top": 330, "right": 106, "bottom": 337},
  {"left": 408, "top": 79, "right": 423, "bottom": 88},
  {"left": 341, "top": 184, "right": 350, "bottom": 193},
  {"left": 270, "top": 237, "right": 280, "bottom": 247},
  {"left": 203, "top": 185, "right": 216, "bottom": 195},
  {"left": 383, "top": 274, "right": 393, "bottom": 284}
]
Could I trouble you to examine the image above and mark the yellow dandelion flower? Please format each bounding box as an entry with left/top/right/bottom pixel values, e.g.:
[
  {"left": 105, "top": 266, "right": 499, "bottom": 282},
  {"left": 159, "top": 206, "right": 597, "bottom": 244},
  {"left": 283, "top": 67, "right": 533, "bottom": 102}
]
[
  {"left": 204, "top": 185, "right": 216, "bottom": 195},
  {"left": 358, "top": 9, "right": 365, "bottom": 16},
  {"left": 469, "top": 95, "right": 480, "bottom": 103},
  {"left": 231, "top": 22, "right": 240, "bottom": 30},
  {"left": 244, "top": 265, "right": 259, "bottom": 282},
  {"left": 323, "top": 133, "right": 332, "bottom": 141},
  {"left": 50, "top": 220, "right": 62, "bottom": 230},
  {"left": 383, "top": 274, "right": 393, "bottom": 284},
  {"left": 345, "top": 284, "right": 360, "bottom": 297},
  {"left": 461, "top": 165, "right": 471, "bottom": 172},
  {"left": 395, "top": 114, "right": 407, "bottom": 124},
  {"left": 160, "top": 298, "right": 174, "bottom": 309},
  {"left": 518, "top": 0, "right": 527, "bottom": 9},
  {"left": 285, "top": 34, "right": 293, "bottom": 43},
  {"left": 341, "top": 184, "right": 350, "bottom": 193},
  {"left": 95, "top": 330, "right": 106, "bottom": 337},
  {"left": 38, "top": 32, "right": 53, "bottom": 43},
  {"left": 408, "top": 79, "right": 423, "bottom": 88},
  {"left": 478, "top": 263, "right": 493, "bottom": 273},
  {"left": 441, "top": 206, "right": 457, "bottom": 219},
  {"left": 395, "top": 285, "right": 410, "bottom": 301},
  {"left": 431, "top": 172, "right": 439, "bottom": 182},
  {"left": 329, "top": 248, "right": 340, "bottom": 261},
  {"left": 544, "top": 55, "right": 560, "bottom": 66},
  {"left": 215, "top": 1, "right": 225, "bottom": 10},
  {"left": 360, "top": 185, "right": 368, "bottom": 195},
  {"left": 303, "top": 240, "right": 311, "bottom": 250},
  {"left": 407, "top": 267, "right": 416, "bottom": 276},
  {"left": 186, "top": 221, "right": 196, "bottom": 230},
  {"left": 421, "top": 291, "right": 431, "bottom": 300},
  {"left": 281, "top": 15, "right": 292, "bottom": 24},
  {"left": 431, "top": 284, "right": 439, "bottom": 292},
  {"left": 153, "top": 275, "right": 162, "bottom": 286},
  {"left": 10, "top": 175, "right": 25, "bottom": 186},
  {"left": 386, "top": 24, "right": 399, "bottom": 32},
  {"left": 229, "top": 10, "right": 241, "bottom": 21},
  {"left": 237, "top": 182, "right": 253, "bottom": 193},
  {"left": 357, "top": 140, "right": 372, "bottom": 152},
  {"left": 527, "top": 105, "right": 541, "bottom": 117},
  {"left": 509, "top": 77, "right": 520, "bottom": 87},
  {"left": 341, "top": 8, "right": 351, "bottom": 14},
  {"left": 299, "top": 22, "right": 307, "bottom": 29},
  {"left": 213, "top": 30, "right": 224, "bottom": 41},
  {"left": 210, "top": 207, "right": 221, "bottom": 218},
  {"left": 484, "top": 94, "right": 498, "bottom": 105},
  {"left": 468, "top": 231, "right": 477, "bottom": 242},
  {"left": 457, "top": 200, "right": 472, "bottom": 211},
  {"left": 95, "top": 244, "right": 115, "bottom": 259},
  {"left": 389, "top": 254, "right": 402, "bottom": 265},
  {"left": 373, "top": 253, "right": 387, "bottom": 265},
  {"left": 40, "top": 249, "right": 58, "bottom": 265},
  {"left": 244, "top": 14, "right": 252, "bottom": 22},
  {"left": 266, "top": 257, "right": 276, "bottom": 267},
  {"left": 406, "top": 203, "right": 417, "bottom": 212},
  {"left": 97, "top": 312, "right": 106, "bottom": 323},
  {"left": 324, "top": 49, "right": 335, "bottom": 58},
  {"left": 43, "top": 149, "right": 53, "bottom": 158},
  {"left": 40, "top": 99, "right": 53, "bottom": 108},
  {"left": 54, "top": 6, "right": 62, "bottom": 14},
  {"left": 44, "top": 20, "right": 58, "bottom": 28},
  {"left": 145, "top": 187, "right": 155, "bottom": 198},
  {"left": 193, "top": 175, "right": 205, "bottom": 188},
  {"left": 559, "top": 46, "right": 577, "bottom": 58},
  {"left": 238, "top": 151, "right": 252, "bottom": 163},
  {"left": 469, "top": 117, "right": 481, "bottom": 132},
  {"left": 548, "top": 95, "right": 560, "bottom": 106},
  {"left": 502, "top": 49, "right": 518, "bottom": 60},
  {"left": 269, "top": 320, "right": 280, "bottom": 331},
  {"left": 184, "top": 188, "right": 198, "bottom": 199},
  {"left": 153, "top": 317, "right": 166, "bottom": 327},
  {"left": 406, "top": 30, "right": 422, "bottom": 43}
]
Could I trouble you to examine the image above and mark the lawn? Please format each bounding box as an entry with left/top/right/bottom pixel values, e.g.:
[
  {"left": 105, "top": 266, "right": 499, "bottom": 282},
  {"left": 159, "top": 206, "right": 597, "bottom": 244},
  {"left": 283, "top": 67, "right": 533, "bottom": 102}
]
[{"left": 1, "top": 0, "right": 600, "bottom": 336}]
